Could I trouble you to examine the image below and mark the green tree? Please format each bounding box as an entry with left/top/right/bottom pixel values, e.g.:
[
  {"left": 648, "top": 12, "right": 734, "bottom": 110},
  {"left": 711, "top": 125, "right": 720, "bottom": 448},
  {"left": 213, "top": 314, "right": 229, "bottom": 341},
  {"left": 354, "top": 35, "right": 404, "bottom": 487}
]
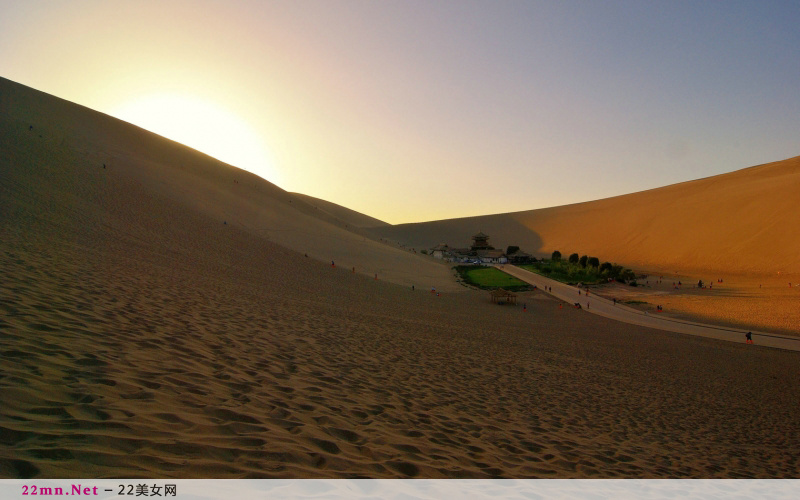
[
  {"left": 599, "top": 262, "right": 613, "bottom": 273},
  {"left": 579, "top": 255, "right": 588, "bottom": 268},
  {"left": 506, "top": 246, "right": 519, "bottom": 255},
  {"left": 568, "top": 253, "right": 579, "bottom": 264},
  {"left": 588, "top": 257, "right": 600, "bottom": 268},
  {"left": 552, "top": 250, "right": 561, "bottom": 261}
]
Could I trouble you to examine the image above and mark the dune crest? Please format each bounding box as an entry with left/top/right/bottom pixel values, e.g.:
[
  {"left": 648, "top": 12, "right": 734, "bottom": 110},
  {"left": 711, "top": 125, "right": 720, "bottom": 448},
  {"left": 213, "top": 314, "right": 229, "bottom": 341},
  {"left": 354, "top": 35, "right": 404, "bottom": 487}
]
[
  {"left": 0, "top": 77, "right": 456, "bottom": 292},
  {"left": 371, "top": 156, "right": 800, "bottom": 276}
]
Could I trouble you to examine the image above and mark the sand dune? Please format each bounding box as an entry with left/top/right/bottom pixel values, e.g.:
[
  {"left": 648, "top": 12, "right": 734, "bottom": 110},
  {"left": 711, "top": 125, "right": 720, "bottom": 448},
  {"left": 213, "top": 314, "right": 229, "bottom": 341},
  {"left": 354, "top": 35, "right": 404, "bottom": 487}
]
[
  {"left": 290, "top": 193, "right": 389, "bottom": 229},
  {"left": 0, "top": 77, "right": 455, "bottom": 292},
  {"left": 2, "top": 77, "right": 800, "bottom": 479},
  {"left": 369, "top": 156, "right": 800, "bottom": 276}
]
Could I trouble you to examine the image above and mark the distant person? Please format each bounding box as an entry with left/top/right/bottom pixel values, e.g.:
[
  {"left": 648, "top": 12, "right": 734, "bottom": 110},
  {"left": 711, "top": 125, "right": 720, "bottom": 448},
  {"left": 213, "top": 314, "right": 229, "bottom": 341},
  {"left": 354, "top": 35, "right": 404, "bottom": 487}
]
[
  {"left": 613, "top": 298, "right": 617, "bottom": 306},
  {"left": 746, "top": 332, "right": 753, "bottom": 344},
  {"left": 331, "top": 260, "right": 335, "bottom": 267},
  {"left": 412, "top": 285, "right": 415, "bottom": 291}
]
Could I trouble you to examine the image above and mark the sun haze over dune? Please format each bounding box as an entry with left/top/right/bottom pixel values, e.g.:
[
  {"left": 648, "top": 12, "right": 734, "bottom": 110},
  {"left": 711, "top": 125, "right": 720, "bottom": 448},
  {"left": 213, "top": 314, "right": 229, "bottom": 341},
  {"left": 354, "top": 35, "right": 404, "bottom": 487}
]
[
  {"left": 110, "top": 93, "right": 278, "bottom": 186},
  {"left": 1, "top": 1, "right": 799, "bottom": 223}
]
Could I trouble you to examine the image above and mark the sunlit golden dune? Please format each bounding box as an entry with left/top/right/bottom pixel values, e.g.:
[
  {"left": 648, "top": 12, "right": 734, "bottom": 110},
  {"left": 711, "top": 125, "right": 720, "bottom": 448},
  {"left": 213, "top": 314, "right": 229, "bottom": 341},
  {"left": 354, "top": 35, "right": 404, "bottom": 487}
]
[{"left": 370, "top": 156, "right": 800, "bottom": 276}]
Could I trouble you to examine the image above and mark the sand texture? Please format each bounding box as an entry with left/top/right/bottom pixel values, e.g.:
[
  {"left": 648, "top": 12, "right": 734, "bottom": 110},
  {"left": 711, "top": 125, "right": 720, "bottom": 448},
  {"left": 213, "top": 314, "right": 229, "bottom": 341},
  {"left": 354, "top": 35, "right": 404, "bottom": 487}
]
[
  {"left": 592, "top": 274, "right": 800, "bottom": 337},
  {"left": 2, "top": 77, "right": 800, "bottom": 478}
]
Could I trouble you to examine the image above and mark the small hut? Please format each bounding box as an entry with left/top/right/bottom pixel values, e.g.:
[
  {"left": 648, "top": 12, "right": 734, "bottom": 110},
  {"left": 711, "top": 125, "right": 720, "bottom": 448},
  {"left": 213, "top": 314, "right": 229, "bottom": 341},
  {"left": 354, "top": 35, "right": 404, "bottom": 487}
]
[
  {"left": 430, "top": 243, "right": 451, "bottom": 259},
  {"left": 490, "top": 288, "right": 517, "bottom": 305}
]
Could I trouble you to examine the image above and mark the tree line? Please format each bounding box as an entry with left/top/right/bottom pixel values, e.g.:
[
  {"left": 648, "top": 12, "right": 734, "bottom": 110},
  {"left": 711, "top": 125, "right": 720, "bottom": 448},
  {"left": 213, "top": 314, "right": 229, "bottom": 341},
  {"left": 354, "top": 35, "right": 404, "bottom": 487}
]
[{"left": 549, "top": 250, "right": 636, "bottom": 282}]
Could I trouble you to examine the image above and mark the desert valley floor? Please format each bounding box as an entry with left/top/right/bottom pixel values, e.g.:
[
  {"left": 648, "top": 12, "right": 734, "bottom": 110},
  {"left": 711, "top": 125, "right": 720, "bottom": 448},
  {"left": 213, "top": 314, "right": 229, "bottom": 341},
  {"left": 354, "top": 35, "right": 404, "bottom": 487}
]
[{"left": 2, "top": 220, "right": 800, "bottom": 478}]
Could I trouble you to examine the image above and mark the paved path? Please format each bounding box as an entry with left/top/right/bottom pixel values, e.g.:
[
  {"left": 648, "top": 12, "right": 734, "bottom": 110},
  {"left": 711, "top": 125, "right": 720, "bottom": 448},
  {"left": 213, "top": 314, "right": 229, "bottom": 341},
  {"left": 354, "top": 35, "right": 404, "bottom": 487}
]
[{"left": 496, "top": 264, "right": 800, "bottom": 351}]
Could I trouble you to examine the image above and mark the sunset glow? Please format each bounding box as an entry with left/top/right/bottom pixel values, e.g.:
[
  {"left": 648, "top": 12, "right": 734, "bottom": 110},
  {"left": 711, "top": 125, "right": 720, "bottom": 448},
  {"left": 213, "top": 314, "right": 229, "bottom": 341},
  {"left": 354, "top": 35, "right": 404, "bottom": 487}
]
[
  {"left": 1, "top": 1, "right": 798, "bottom": 223},
  {"left": 111, "top": 93, "right": 277, "bottom": 184}
]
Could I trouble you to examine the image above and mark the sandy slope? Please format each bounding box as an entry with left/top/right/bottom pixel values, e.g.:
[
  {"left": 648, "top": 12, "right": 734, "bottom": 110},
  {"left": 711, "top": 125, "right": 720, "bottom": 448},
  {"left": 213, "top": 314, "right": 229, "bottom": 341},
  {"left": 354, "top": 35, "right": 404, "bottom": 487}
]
[
  {"left": 0, "top": 77, "right": 455, "bottom": 292},
  {"left": 290, "top": 193, "right": 389, "bottom": 229},
  {"left": 2, "top": 77, "right": 800, "bottom": 478},
  {"left": 4, "top": 200, "right": 800, "bottom": 479},
  {"left": 369, "top": 156, "right": 800, "bottom": 276}
]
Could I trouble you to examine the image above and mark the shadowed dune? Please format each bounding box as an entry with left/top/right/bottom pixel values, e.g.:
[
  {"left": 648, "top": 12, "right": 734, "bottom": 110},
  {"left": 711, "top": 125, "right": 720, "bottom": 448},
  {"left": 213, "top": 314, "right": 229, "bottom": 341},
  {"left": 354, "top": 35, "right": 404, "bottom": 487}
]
[
  {"left": 2, "top": 77, "right": 800, "bottom": 478},
  {"left": 369, "top": 156, "right": 800, "bottom": 276},
  {"left": 290, "top": 193, "right": 389, "bottom": 229},
  {"left": 0, "top": 76, "right": 455, "bottom": 292}
]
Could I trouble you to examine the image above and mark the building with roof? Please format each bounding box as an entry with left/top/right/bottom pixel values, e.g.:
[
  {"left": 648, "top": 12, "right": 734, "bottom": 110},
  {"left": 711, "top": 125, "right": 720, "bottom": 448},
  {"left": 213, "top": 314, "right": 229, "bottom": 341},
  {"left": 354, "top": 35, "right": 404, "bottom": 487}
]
[
  {"left": 471, "top": 231, "right": 492, "bottom": 251},
  {"left": 430, "top": 244, "right": 451, "bottom": 259},
  {"left": 428, "top": 232, "right": 531, "bottom": 265}
]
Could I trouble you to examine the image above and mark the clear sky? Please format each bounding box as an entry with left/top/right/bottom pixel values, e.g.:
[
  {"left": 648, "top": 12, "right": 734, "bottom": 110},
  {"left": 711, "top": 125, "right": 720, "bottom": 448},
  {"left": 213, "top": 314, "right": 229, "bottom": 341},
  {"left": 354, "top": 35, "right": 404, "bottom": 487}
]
[{"left": 2, "top": 1, "right": 798, "bottom": 224}]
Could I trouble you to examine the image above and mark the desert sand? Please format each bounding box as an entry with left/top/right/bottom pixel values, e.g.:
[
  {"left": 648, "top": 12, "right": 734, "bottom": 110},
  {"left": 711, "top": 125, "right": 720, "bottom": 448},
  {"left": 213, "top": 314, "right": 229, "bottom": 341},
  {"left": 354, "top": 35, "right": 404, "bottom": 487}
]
[
  {"left": 495, "top": 265, "right": 800, "bottom": 350},
  {"left": 2, "top": 77, "right": 800, "bottom": 478},
  {"left": 591, "top": 274, "right": 800, "bottom": 337},
  {"left": 289, "top": 192, "right": 389, "bottom": 229}
]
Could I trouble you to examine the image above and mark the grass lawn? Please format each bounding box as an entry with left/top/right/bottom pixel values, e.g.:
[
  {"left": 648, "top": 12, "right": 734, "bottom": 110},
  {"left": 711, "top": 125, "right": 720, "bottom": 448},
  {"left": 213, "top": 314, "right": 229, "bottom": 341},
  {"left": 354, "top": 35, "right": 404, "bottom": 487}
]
[{"left": 455, "top": 266, "right": 529, "bottom": 290}]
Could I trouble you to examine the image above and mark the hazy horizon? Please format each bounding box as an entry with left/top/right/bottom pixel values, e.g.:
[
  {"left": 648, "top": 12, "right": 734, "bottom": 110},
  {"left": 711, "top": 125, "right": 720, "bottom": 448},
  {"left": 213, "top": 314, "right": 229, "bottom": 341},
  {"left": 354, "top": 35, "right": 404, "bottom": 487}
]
[{"left": 2, "top": 1, "right": 798, "bottom": 224}]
